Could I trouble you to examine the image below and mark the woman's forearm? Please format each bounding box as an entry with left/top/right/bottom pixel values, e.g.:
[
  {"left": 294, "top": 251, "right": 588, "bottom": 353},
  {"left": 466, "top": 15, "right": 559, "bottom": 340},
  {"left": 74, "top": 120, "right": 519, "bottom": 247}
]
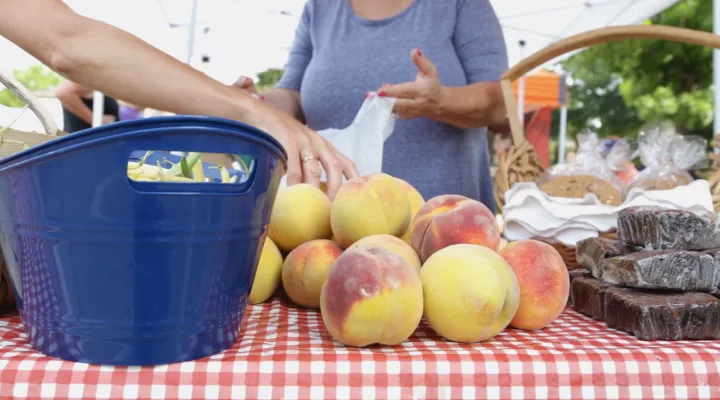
[
  {"left": 56, "top": 92, "right": 93, "bottom": 124},
  {"left": 260, "top": 89, "right": 305, "bottom": 123},
  {"left": 0, "top": 0, "right": 259, "bottom": 125},
  {"left": 434, "top": 82, "right": 507, "bottom": 130}
]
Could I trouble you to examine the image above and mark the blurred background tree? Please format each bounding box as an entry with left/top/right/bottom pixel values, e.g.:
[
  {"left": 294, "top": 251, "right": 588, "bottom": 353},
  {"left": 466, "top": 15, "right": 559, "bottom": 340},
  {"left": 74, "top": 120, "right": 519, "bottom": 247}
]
[
  {"left": 255, "top": 68, "right": 284, "bottom": 92},
  {"left": 552, "top": 0, "right": 713, "bottom": 141},
  {"left": 0, "top": 65, "right": 61, "bottom": 107}
]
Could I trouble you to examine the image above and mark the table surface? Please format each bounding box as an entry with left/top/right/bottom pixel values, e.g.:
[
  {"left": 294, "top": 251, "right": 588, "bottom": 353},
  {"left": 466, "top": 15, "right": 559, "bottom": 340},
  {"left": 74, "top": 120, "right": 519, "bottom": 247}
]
[{"left": 0, "top": 298, "right": 718, "bottom": 400}]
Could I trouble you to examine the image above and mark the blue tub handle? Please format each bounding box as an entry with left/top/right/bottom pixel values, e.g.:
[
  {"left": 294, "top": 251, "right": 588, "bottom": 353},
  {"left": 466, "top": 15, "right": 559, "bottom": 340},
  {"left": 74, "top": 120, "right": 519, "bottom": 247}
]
[{"left": 0, "top": 117, "right": 288, "bottom": 196}]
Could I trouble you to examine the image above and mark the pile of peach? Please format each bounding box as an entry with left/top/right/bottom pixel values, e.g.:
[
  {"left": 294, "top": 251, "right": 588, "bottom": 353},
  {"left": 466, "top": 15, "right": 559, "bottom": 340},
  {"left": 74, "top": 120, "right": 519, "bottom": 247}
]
[{"left": 249, "top": 173, "right": 570, "bottom": 347}]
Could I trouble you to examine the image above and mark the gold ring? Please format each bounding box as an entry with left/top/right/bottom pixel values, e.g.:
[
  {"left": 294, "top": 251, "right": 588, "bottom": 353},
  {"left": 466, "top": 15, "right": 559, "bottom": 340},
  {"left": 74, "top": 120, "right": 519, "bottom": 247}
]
[{"left": 302, "top": 154, "right": 318, "bottom": 163}]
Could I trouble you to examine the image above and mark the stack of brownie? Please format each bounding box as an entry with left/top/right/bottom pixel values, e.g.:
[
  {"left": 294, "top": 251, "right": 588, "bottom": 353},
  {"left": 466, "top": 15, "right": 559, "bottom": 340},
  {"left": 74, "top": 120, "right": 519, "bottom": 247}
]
[{"left": 572, "top": 206, "right": 720, "bottom": 341}]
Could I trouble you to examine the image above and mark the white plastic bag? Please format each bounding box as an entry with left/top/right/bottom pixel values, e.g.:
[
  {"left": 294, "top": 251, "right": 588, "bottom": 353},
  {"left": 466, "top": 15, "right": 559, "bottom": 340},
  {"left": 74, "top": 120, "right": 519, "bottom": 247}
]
[{"left": 280, "top": 92, "right": 397, "bottom": 187}]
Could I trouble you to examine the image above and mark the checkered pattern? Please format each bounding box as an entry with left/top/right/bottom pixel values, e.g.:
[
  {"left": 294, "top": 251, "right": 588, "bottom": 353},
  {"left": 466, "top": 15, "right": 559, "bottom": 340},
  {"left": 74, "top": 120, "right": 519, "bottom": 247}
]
[{"left": 0, "top": 299, "right": 717, "bottom": 400}]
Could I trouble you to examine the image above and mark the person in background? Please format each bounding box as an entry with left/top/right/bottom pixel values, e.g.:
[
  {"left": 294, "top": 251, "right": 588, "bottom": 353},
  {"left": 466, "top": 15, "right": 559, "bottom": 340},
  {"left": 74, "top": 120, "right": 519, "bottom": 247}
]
[
  {"left": 118, "top": 101, "right": 146, "bottom": 121},
  {"left": 234, "top": 0, "right": 508, "bottom": 211},
  {"left": 0, "top": 0, "right": 358, "bottom": 198},
  {"left": 55, "top": 80, "right": 119, "bottom": 133}
]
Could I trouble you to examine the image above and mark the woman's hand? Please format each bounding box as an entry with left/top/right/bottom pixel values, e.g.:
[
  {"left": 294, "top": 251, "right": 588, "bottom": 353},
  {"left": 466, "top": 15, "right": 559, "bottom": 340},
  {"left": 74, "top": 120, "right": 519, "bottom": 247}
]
[
  {"left": 377, "top": 48, "right": 506, "bottom": 129},
  {"left": 246, "top": 99, "right": 359, "bottom": 199},
  {"left": 231, "top": 76, "right": 260, "bottom": 97},
  {"left": 377, "top": 48, "right": 447, "bottom": 120}
]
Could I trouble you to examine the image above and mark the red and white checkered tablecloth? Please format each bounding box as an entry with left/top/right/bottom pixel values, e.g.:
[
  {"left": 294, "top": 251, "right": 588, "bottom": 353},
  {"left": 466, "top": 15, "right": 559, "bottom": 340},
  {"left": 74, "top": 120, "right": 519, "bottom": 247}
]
[{"left": 0, "top": 298, "right": 718, "bottom": 400}]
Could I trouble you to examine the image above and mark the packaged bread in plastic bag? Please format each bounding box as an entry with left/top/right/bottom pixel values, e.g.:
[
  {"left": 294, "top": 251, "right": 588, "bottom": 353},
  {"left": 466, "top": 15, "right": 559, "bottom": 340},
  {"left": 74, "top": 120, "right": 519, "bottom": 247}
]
[
  {"left": 537, "top": 132, "right": 625, "bottom": 206},
  {"left": 627, "top": 121, "right": 707, "bottom": 192}
]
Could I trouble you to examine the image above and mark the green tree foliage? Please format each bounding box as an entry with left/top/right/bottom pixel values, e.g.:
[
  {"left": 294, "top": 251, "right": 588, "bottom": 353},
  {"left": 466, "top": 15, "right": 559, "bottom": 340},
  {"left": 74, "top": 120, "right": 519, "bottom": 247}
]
[
  {"left": 0, "top": 65, "right": 62, "bottom": 107},
  {"left": 255, "top": 68, "right": 284, "bottom": 91},
  {"left": 555, "top": 0, "right": 713, "bottom": 139}
]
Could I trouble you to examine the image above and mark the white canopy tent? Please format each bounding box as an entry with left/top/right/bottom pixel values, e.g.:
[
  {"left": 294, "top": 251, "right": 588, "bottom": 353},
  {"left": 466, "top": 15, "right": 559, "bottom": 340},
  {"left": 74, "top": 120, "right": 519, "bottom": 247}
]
[{"left": 2, "top": 0, "right": 714, "bottom": 155}]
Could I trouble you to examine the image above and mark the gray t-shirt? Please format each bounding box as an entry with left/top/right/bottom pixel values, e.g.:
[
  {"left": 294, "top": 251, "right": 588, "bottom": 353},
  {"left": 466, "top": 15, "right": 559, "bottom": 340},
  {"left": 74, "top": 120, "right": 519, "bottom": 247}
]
[{"left": 277, "top": 0, "right": 508, "bottom": 212}]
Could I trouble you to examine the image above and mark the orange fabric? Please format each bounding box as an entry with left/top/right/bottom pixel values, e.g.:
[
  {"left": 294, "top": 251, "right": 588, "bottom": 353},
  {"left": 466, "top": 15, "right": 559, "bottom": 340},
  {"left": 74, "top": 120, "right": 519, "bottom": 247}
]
[
  {"left": 526, "top": 107, "right": 553, "bottom": 168},
  {"left": 512, "top": 70, "right": 565, "bottom": 109}
]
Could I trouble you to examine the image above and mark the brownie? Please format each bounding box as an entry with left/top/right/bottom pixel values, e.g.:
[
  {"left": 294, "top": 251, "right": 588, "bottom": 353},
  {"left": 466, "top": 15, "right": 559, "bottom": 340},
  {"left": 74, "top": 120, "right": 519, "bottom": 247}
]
[
  {"left": 600, "top": 250, "right": 720, "bottom": 293},
  {"left": 617, "top": 206, "right": 720, "bottom": 251},
  {"left": 571, "top": 277, "right": 615, "bottom": 320},
  {"left": 604, "top": 287, "right": 720, "bottom": 341},
  {"left": 576, "top": 237, "right": 637, "bottom": 278}
]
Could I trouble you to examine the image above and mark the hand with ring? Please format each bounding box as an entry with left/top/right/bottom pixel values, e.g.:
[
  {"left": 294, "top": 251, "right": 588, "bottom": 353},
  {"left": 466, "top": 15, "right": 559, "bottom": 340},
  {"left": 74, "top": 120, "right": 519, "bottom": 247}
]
[{"left": 245, "top": 99, "right": 359, "bottom": 199}]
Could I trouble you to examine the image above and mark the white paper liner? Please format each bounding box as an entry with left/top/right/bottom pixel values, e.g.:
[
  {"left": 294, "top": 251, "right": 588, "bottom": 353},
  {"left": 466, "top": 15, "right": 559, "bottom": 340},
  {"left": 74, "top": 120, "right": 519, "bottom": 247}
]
[{"left": 503, "top": 180, "right": 715, "bottom": 247}]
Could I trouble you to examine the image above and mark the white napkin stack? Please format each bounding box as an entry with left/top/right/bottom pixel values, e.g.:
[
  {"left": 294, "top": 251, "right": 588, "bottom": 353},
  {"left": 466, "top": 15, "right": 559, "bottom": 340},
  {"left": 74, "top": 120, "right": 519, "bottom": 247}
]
[{"left": 502, "top": 180, "right": 715, "bottom": 246}]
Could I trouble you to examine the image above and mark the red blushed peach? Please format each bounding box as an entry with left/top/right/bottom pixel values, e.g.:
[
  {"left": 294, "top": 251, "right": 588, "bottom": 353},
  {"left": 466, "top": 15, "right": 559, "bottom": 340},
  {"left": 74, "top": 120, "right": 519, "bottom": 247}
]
[
  {"left": 319, "top": 247, "right": 423, "bottom": 347},
  {"left": 499, "top": 239, "right": 570, "bottom": 330},
  {"left": 411, "top": 194, "right": 500, "bottom": 262},
  {"left": 281, "top": 239, "right": 344, "bottom": 308}
]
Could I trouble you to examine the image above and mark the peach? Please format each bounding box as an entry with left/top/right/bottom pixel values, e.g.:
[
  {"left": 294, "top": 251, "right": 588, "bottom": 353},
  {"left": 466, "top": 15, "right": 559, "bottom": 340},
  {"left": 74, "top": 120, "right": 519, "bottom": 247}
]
[
  {"left": 248, "top": 237, "right": 284, "bottom": 305},
  {"left": 281, "top": 239, "right": 343, "bottom": 308},
  {"left": 319, "top": 247, "right": 423, "bottom": 347},
  {"left": 421, "top": 244, "right": 520, "bottom": 343},
  {"left": 330, "top": 173, "right": 411, "bottom": 248},
  {"left": 268, "top": 184, "right": 332, "bottom": 253},
  {"left": 499, "top": 240, "right": 570, "bottom": 330},
  {"left": 411, "top": 195, "right": 500, "bottom": 262},
  {"left": 348, "top": 234, "right": 421, "bottom": 273},
  {"left": 498, "top": 238, "right": 508, "bottom": 251},
  {"left": 395, "top": 178, "right": 426, "bottom": 246}
]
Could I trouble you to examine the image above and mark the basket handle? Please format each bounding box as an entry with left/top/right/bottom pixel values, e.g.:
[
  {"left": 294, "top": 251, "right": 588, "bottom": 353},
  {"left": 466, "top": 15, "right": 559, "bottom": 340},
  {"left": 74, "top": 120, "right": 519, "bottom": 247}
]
[
  {"left": 501, "top": 25, "right": 720, "bottom": 146},
  {"left": 0, "top": 71, "right": 59, "bottom": 136}
]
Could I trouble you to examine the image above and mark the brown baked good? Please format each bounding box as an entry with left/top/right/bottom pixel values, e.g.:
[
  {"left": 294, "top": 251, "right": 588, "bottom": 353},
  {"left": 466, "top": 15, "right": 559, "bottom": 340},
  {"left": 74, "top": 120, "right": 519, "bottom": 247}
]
[
  {"left": 539, "top": 175, "right": 623, "bottom": 206},
  {"left": 628, "top": 173, "right": 694, "bottom": 191}
]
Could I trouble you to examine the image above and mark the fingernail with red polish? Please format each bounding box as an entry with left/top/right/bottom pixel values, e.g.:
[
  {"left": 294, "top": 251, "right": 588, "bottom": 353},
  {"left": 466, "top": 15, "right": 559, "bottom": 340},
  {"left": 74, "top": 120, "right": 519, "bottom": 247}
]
[
  {"left": 365, "top": 92, "right": 370, "bottom": 98},
  {"left": 416, "top": 48, "right": 423, "bottom": 57},
  {"left": 259, "top": 95, "right": 265, "bottom": 100},
  {"left": 377, "top": 91, "right": 386, "bottom": 97}
]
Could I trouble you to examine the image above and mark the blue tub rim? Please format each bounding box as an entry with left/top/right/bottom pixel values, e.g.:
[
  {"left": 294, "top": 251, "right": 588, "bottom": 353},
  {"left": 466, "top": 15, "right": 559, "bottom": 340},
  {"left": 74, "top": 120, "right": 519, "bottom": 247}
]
[{"left": 0, "top": 115, "right": 288, "bottom": 169}]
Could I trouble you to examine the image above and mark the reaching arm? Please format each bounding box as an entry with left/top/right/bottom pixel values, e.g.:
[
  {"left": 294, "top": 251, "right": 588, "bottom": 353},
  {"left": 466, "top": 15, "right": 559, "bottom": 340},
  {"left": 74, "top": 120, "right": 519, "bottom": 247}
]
[
  {"left": 1, "top": 0, "right": 259, "bottom": 125},
  {"left": 55, "top": 80, "right": 94, "bottom": 124},
  {"left": 0, "top": 0, "right": 359, "bottom": 198},
  {"left": 260, "top": 89, "right": 304, "bottom": 122}
]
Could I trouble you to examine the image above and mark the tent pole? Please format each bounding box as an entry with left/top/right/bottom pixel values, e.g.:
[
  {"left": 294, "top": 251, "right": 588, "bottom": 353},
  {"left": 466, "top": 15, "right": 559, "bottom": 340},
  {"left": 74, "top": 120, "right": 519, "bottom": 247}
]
[
  {"left": 92, "top": 91, "right": 105, "bottom": 127},
  {"left": 186, "top": 0, "right": 199, "bottom": 65},
  {"left": 558, "top": 74, "right": 568, "bottom": 164},
  {"left": 517, "top": 40, "right": 526, "bottom": 122},
  {"left": 714, "top": 0, "right": 720, "bottom": 150}
]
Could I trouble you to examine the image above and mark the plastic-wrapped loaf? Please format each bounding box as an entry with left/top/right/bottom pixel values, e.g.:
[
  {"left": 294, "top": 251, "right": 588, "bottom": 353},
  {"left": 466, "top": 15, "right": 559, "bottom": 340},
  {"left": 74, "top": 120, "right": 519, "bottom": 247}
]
[
  {"left": 617, "top": 206, "right": 720, "bottom": 250},
  {"left": 600, "top": 250, "right": 720, "bottom": 293},
  {"left": 537, "top": 133, "right": 625, "bottom": 206},
  {"left": 576, "top": 237, "right": 638, "bottom": 278},
  {"left": 604, "top": 287, "right": 720, "bottom": 341},
  {"left": 627, "top": 121, "right": 707, "bottom": 192},
  {"left": 571, "top": 277, "right": 614, "bottom": 320}
]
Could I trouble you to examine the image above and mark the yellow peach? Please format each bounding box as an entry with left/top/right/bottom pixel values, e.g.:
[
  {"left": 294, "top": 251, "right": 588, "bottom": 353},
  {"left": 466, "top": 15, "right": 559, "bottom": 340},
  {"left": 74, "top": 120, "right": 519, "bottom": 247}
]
[
  {"left": 268, "top": 184, "right": 332, "bottom": 253},
  {"left": 281, "top": 239, "right": 343, "bottom": 308},
  {"left": 330, "top": 173, "right": 411, "bottom": 248}
]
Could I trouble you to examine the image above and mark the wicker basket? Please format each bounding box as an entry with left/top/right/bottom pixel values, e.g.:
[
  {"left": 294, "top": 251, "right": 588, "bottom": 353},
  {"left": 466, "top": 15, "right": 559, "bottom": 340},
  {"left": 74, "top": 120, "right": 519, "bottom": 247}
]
[
  {"left": 0, "top": 71, "right": 60, "bottom": 314},
  {"left": 495, "top": 25, "right": 720, "bottom": 267},
  {"left": 541, "top": 231, "right": 618, "bottom": 271}
]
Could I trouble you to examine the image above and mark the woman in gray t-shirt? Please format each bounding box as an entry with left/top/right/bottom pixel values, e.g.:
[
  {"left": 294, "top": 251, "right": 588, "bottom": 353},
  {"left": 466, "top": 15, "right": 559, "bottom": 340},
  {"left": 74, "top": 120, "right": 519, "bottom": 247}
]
[{"left": 238, "top": 0, "right": 508, "bottom": 212}]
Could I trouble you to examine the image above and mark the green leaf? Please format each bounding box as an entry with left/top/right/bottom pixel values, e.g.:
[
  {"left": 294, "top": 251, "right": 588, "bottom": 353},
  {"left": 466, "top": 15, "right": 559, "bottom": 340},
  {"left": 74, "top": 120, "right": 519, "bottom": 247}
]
[{"left": 180, "top": 157, "right": 192, "bottom": 178}]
